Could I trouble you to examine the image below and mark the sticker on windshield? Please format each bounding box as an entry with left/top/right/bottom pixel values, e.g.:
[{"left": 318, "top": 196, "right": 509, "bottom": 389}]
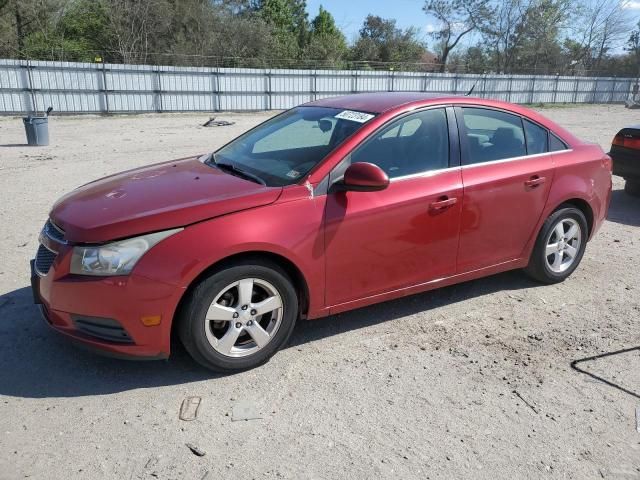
[
  {"left": 286, "top": 169, "right": 301, "bottom": 179},
  {"left": 334, "top": 110, "right": 375, "bottom": 123}
]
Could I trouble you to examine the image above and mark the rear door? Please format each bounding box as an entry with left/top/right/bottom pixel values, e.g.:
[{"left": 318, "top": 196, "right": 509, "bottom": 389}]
[{"left": 455, "top": 107, "right": 556, "bottom": 272}]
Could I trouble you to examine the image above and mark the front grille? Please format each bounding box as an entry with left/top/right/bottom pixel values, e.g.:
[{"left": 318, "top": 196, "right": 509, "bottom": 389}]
[
  {"left": 43, "top": 219, "right": 66, "bottom": 243},
  {"left": 72, "top": 315, "right": 134, "bottom": 344},
  {"left": 35, "top": 244, "right": 57, "bottom": 276}
]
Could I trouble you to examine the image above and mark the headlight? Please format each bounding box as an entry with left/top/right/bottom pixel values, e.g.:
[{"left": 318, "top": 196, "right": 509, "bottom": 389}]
[{"left": 70, "top": 228, "right": 182, "bottom": 276}]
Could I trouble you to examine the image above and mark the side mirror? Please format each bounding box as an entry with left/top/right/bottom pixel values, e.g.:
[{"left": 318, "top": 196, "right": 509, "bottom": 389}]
[{"left": 342, "top": 162, "right": 389, "bottom": 192}]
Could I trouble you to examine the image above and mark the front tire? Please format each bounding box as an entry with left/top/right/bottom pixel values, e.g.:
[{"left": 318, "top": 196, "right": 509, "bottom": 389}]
[
  {"left": 524, "top": 206, "right": 588, "bottom": 284},
  {"left": 178, "top": 260, "right": 298, "bottom": 372}
]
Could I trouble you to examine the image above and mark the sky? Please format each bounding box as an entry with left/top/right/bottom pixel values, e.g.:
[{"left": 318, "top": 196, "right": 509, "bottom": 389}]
[
  {"left": 306, "top": 0, "right": 432, "bottom": 44},
  {"left": 306, "top": 0, "right": 640, "bottom": 50}
]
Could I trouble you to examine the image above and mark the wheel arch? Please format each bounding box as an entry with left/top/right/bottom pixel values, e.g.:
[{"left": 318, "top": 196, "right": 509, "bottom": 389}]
[
  {"left": 554, "top": 198, "right": 594, "bottom": 237},
  {"left": 172, "top": 251, "right": 311, "bottom": 340}
]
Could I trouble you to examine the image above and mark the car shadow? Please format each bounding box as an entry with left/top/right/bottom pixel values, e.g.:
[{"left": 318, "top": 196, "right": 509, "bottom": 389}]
[
  {"left": 0, "top": 144, "right": 30, "bottom": 147},
  {"left": 607, "top": 187, "right": 640, "bottom": 227},
  {"left": 0, "top": 270, "right": 539, "bottom": 399}
]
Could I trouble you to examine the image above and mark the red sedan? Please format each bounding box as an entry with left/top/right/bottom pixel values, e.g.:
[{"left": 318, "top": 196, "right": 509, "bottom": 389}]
[{"left": 32, "top": 93, "right": 612, "bottom": 371}]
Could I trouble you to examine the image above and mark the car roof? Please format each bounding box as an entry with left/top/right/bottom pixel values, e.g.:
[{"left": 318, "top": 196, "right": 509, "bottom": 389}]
[
  {"left": 303, "top": 92, "right": 581, "bottom": 146},
  {"left": 304, "top": 92, "right": 460, "bottom": 114}
]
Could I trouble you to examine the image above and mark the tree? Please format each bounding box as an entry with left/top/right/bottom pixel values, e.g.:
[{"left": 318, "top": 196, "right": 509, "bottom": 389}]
[
  {"left": 256, "top": 0, "right": 309, "bottom": 59},
  {"left": 423, "top": 0, "right": 491, "bottom": 72},
  {"left": 350, "top": 15, "right": 427, "bottom": 68},
  {"left": 572, "top": 0, "right": 634, "bottom": 74},
  {"left": 0, "top": 0, "right": 62, "bottom": 58},
  {"left": 506, "top": 0, "right": 570, "bottom": 74},
  {"left": 103, "top": 0, "right": 172, "bottom": 64},
  {"left": 303, "top": 5, "right": 347, "bottom": 65},
  {"left": 477, "top": 0, "right": 529, "bottom": 73},
  {"left": 627, "top": 21, "right": 640, "bottom": 77}
]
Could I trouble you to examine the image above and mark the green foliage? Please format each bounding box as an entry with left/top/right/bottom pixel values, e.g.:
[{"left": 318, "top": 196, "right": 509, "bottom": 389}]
[
  {"left": 304, "top": 6, "right": 346, "bottom": 63},
  {"left": 0, "top": 0, "right": 637, "bottom": 75},
  {"left": 424, "top": 0, "right": 492, "bottom": 72},
  {"left": 351, "top": 15, "right": 427, "bottom": 67}
]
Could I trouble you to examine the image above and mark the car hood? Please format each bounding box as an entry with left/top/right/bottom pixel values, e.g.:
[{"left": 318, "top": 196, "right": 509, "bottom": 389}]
[{"left": 50, "top": 156, "right": 282, "bottom": 243}]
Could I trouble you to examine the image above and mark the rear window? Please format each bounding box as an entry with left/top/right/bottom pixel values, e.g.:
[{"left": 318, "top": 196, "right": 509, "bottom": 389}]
[
  {"left": 523, "top": 119, "right": 548, "bottom": 155},
  {"left": 549, "top": 133, "right": 568, "bottom": 152}
]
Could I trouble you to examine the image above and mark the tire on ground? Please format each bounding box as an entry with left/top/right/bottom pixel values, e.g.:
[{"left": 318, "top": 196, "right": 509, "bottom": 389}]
[
  {"left": 524, "top": 205, "right": 588, "bottom": 284},
  {"left": 178, "top": 259, "right": 298, "bottom": 372}
]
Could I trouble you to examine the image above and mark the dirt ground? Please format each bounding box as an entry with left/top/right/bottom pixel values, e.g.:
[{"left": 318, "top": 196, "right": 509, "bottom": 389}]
[{"left": 0, "top": 104, "right": 638, "bottom": 480}]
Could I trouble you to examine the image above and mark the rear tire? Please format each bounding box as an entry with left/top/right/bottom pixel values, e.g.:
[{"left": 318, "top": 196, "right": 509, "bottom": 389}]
[
  {"left": 178, "top": 260, "right": 298, "bottom": 372},
  {"left": 524, "top": 206, "right": 588, "bottom": 284},
  {"left": 624, "top": 180, "right": 640, "bottom": 197}
]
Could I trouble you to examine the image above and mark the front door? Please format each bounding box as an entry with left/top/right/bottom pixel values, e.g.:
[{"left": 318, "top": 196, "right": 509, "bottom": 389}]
[{"left": 324, "top": 107, "right": 462, "bottom": 307}]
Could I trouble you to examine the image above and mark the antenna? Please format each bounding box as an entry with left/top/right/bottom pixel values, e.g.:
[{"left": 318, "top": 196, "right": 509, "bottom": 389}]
[{"left": 465, "top": 82, "right": 477, "bottom": 96}]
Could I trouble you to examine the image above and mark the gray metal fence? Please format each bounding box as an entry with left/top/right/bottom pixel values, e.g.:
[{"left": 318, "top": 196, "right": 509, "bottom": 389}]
[{"left": 0, "top": 58, "right": 634, "bottom": 115}]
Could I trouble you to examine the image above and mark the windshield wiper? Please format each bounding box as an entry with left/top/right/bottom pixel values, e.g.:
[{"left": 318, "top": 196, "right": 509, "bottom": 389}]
[{"left": 210, "top": 154, "right": 266, "bottom": 186}]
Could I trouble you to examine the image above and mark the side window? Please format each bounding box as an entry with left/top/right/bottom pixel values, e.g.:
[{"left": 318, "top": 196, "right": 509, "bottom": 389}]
[
  {"left": 349, "top": 109, "right": 449, "bottom": 178},
  {"left": 253, "top": 117, "right": 335, "bottom": 153},
  {"left": 461, "top": 108, "right": 526, "bottom": 164},
  {"left": 523, "top": 119, "right": 548, "bottom": 155},
  {"left": 549, "top": 133, "right": 568, "bottom": 152}
]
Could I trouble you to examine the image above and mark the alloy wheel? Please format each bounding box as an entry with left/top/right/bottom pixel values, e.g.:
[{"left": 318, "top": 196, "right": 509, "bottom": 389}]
[
  {"left": 204, "top": 278, "right": 283, "bottom": 358},
  {"left": 544, "top": 218, "right": 582, "bottom": 274}
]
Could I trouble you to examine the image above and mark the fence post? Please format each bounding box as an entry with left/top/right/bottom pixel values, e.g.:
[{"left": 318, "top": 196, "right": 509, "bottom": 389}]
[
  {"left": 572, "top": 77, "right": 579, "bottom": 104},
  {"left": 609, "top": 76, "right": 617, "bottom": 104},
  {"left": 453, "top": 73, "right": 458, "bottom": 94},
  {"left": 266, "top": 70, "right": 272, "bottom": 110},
  {"left": 422, "top": 73, "right": 428, "bottom": 92},
  {"left": 351, "top": 70, "right": 358, "bottom": 94},
  {"left": 212, "top": 68, "right": 221, "bottom": 112},
  {"left": 25, "top": 60, "right": 37, "bottom": 113},
  {"left": 590, "top": 77, "right": 598, "bottom": 104},
  {"left": 311, "top": 69, "right": 317, "bottom": 101},
  {"left": 552, "top": 74, "right": 559, "bottom": 104},
  {"left": 153, "top": 68, "right": 163, "bottom": 113},
  {"left": 528, "top": 76, "right": 536, "bottom": 104},
  {"left": 101, "top": 62, "right": 110, "bottom": 114},
  {"left": 507, "top": 75, "right": 513, "bottom": 102},
  {"left": 481, "top": 74, "right": 487, "bottom": 98},
  {"left": 388, "top": 70, "right": 394, "bottom": 92}
]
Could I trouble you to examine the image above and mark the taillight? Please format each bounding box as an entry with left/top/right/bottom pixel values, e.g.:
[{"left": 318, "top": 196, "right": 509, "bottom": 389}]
[{"left": 612, "top": 133, "right": 640, "bottom": 150}]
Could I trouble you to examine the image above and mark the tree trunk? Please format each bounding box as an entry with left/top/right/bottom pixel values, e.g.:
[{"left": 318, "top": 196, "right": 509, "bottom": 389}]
[{"left": 14, "top": 1, "right": 25, "bottom": 58}]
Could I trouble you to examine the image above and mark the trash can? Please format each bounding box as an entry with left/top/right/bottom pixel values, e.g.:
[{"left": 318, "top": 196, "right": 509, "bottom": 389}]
[{"left": 23, "top": 116, "right": 49, "bottom": 146}]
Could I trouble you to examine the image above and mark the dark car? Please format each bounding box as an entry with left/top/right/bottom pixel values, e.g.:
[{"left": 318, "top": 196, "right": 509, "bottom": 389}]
[{"left": 611, "top": 125, "right": 640, "bottom": 196}]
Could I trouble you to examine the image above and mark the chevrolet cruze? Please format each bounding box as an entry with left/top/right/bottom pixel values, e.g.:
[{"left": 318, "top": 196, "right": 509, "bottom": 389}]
[{"left": 32, "top": 93, "right": 612, "bottom": 371}]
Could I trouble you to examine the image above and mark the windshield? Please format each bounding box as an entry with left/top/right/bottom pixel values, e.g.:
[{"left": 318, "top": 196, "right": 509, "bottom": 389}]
[{"left": 208, "top": 106, "right": 376, "bottom": 186}]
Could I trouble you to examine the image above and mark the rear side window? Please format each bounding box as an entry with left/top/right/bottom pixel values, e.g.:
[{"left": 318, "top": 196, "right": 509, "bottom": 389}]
[
  {"left": 460, "top": 108, "right": 526, "bottom": 164},
  {"left": 523, "top": 119, "right": 548, "bottom": 155},
  {"left": 549, "top": 133, "right": 568, "bottom": 152}
]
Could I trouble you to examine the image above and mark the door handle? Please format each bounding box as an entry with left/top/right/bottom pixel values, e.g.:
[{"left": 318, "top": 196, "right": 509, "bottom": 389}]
[
  {"left": 429, "top": 196, "right": 457, "bottom": 211},
  {"left": 524, "top": 176, "right": 546, "bottom": 188}
]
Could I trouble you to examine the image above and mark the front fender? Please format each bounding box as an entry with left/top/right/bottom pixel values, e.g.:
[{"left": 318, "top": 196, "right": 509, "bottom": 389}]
[{"left": 133, "top": 187, "right": 328, "bottom": 319}]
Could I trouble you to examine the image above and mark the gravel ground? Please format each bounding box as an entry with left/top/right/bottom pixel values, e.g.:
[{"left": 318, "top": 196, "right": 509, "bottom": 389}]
[{"left": 0, "top": 104, "right": 638, "bottom": 480}]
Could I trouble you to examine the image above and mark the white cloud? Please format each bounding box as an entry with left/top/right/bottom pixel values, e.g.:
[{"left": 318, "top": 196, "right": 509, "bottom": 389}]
[
  {"left": 425, "top": 23, "right": 439, "bottom": 33},
  {"left": 623, "top": 0, "right": 640, "bottom": 9},
  {"left": 425, "top": 21, "right": 468, "bottom": 34}
]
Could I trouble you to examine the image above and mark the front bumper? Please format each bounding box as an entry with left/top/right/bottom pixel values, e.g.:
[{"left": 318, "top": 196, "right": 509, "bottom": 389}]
[{"left": 31, "top": 251, "right": 183, "bottom": 360}]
